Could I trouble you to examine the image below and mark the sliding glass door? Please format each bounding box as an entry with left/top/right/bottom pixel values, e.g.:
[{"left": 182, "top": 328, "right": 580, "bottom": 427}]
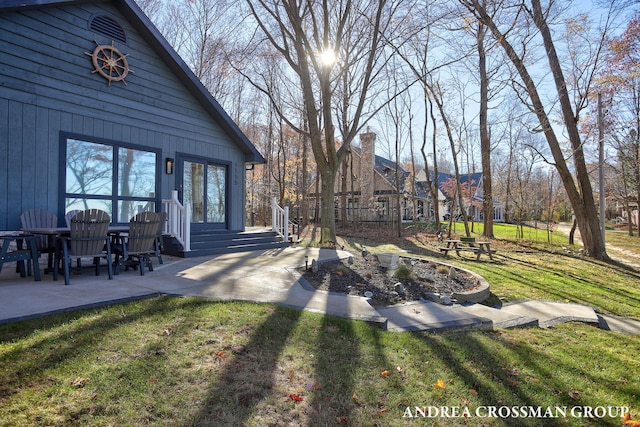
[{"left": 178, "top": 156, "right": 228, "bottom": 230}]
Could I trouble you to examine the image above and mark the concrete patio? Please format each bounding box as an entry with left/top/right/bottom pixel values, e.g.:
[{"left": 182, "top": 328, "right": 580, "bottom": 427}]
[{"left": 1, "top": 247, "right": 638, "bottom": 335}]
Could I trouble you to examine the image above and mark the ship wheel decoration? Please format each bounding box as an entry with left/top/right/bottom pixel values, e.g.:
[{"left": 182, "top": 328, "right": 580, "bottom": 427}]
[{"left": 85, "top": 40, "right": 133, "bottom": 86}]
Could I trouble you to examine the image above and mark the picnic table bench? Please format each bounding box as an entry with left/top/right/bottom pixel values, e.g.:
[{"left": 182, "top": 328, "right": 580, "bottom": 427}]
[{"left": 439, "top": 239, "right": 494, "bottom": 261}]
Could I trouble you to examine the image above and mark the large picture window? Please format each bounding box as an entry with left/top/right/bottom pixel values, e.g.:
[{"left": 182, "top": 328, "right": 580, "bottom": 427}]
[{"left": 63, "top": 136, "right": 159, "bottom": 223}]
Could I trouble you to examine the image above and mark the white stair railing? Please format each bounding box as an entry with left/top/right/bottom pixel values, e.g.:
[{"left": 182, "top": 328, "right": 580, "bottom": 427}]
[
  {"left": 272, "top": 197, "right": 289, "bottom": 242},
  {"left": 162, "top": 190, "right": 191, "bottom": 252}
]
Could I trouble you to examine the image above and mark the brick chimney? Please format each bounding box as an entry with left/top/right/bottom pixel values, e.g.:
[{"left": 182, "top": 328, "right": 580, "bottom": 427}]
[{"left": 359, "top": 131, "right": 376, "bottom": 208}]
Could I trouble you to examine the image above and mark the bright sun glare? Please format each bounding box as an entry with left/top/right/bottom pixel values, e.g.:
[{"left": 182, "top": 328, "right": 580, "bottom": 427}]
[{"left": 319, "top": 49, "right": 337, "bottom": 66}]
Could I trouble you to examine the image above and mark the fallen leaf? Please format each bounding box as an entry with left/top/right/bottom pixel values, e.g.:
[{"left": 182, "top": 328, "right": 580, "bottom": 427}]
[
  {"left": 505, "top": 367, "right": 519, "bottom": 376},
  {"left": 380, "top": 370, "right": 392, "bottom": 378},
  {"left": 289, "top": 393, "right": 303, "bottom": 402},
  {"left": 395, "top": 366, "right": 405, "bottom": 374},
  {"left": 215, "top": 351, "right": 227, "bottom": 358},
  {"left": 71, "top": 377, "right": 90, "bottom": 388},
  {"left": 568, "top": 391, "right": 580, "bottom": 401},
  {"left": 433, "top": 378, "right": 446, "bottom": 389},
  {"left": 149, "top": 377, "right": 157, "bottom": 383},
  {"left": 336, "top": 416, "right": 348, "bottom": 424},
  {"left": 352, "top": 393, "right": 361, "bottom": 405},
  {"left": 376, "top": 406, "right": 389, "bottom": 415},
  {"left": 623, "top": 413, "right": 640, "bottom": 427},
  {"left": 469, "top": 389, "right": 478, "bottom": 395}
]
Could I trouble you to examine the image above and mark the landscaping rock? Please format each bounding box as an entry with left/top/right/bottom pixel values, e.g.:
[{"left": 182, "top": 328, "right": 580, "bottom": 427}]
[
  {"left": 378, "top": 253, "right": 399, "bottom": 268},
  {"left": 300, "top": 256, "right": 486, "bottom": 306},
  {"left": 440, "top": 295, "right": 453, "bottom": 305}
]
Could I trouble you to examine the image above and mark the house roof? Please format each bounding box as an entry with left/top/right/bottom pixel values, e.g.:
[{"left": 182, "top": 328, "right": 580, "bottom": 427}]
[
  {"left": 1, "top": 0, "right": 266, "bottom": 164},
  {"left": 422, "top": 170, "right": 483, "bottom": 194},
  {"left": 351, "top": 146, "right": 412, "bottom": 192}
]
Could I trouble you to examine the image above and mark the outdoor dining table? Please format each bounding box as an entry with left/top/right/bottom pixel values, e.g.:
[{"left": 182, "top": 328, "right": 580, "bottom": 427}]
[
  {"left": 0, "top": 232, "right": 41, "bottom": 281},
  {"left": 20, "top": 225, "right": 130, "bottom": 273},
  {"left": 21, "top": 226, "right": 130, "bottom": 235}
]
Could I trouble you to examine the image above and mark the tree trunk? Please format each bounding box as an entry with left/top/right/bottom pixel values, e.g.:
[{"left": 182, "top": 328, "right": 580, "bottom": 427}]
[
  {"left": 569, "top": 217, "right": 578, "bottom": 245},
  {"left": 427, "top": 83, "right": 471, "bottom": 237},
  {"left": 429, "top": 98, "right": 441, "bottom": 226},
  {"left": 466, "top": 0, "right": 608, "bottom": 259},
  {"left": 317, "top": 168, "right": 338, "bottom": 245},
  {"left": 301, "top": 127, "right": 309, "bottom": 228},
  {"left": 478, "top": 20, "right": 494, "bottom": 238},
  {"left": 340, "top": 157, "right": 348, "bottom": 228},
  {"left": 530, "top": 0, "right": 607, "bottom": 259}
]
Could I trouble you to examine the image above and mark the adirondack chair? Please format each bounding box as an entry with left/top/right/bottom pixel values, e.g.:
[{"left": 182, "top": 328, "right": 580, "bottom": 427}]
[
  {"left": 113, "top": 211, "right": 160, "bottom": 276},
  {"left": 54, "top": 209, "right": 113, "bottom": 285},
  {"left": 20, "top": 208, "right": 58, "bottom": 272},
  {"left": 64, "top": 210, "right": 81, "bottom": 227},
  {"left": 153, "top": 211, "right": 166, "bottom": 265}
]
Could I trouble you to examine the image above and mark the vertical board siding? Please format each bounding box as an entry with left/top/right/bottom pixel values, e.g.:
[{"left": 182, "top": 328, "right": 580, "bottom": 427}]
[
  {"left": 0, "top": 3, "right": 248, "bottom": 230},
  {"left": 0, "top": 99, "right": 8, "bottom": 228}
]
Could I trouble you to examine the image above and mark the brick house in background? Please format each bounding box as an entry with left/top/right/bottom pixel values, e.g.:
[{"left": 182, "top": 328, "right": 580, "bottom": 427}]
[{"left": 307, "top": 131, "right": 503, "bottom": 224}]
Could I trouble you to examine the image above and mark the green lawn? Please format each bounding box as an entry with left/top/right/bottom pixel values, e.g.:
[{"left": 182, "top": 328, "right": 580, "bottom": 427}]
[
  {"left": 1, "top": 223, "right": 639, "bottom": 426},
  {"left": 606, "top": 230, "right": 640, "bottom": 257}
]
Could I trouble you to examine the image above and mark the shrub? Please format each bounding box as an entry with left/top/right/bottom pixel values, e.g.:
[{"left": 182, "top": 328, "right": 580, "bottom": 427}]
[
  {"left": 392, "top": 264, "right": 413, "bottom": 279},
  {"left": 436, "top": 265, "right": 449, "bottom": 275}
]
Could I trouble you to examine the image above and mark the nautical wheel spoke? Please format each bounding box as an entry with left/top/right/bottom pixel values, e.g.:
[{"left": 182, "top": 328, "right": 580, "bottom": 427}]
[{"left": 88, "top": 42, "right": 130, "bottom": 85}]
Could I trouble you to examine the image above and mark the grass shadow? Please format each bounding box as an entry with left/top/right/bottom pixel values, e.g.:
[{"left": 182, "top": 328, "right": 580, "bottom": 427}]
[
  {"left": 187, "top": 305, "right": 305, "bottom": 425},
  {"left": 410, "top": 328, "right": 630, "bottom": 426}
]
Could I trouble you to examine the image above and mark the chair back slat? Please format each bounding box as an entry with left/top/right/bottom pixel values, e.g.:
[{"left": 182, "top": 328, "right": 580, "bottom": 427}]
[
  {"left": 69, "top": 209, "right": 110, "bottom": 256},
  {"left": 20, "top": 209, "right": 58, "bottom": 250},
  {"left": 64, "top": 210, "right": 81, "bottom": 227},
  {"left": 156, "top": 211, "right": 167, "bottom": 237},
  {"left": 127, "top": 212, "right": 160, "bottom": 254}
]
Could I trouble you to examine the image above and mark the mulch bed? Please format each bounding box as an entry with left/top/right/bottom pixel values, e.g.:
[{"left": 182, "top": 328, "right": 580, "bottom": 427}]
[{"left": 298, "top": 255, "right": 481, "bottom": 306}]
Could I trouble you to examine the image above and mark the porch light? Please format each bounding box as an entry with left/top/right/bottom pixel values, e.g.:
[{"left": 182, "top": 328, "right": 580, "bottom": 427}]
[{"left": 165, "top": 158, "right": 174, "bottom": 174}]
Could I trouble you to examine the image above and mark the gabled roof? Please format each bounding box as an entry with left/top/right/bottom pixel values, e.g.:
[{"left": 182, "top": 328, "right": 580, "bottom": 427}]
[
  {"left": 424, "top": 171, "right": 483, "bottom": 194},
  {"left": 351, "top": 146, "right": 412, "bottom": 192},
  {"left": 1, "top": 0, "right": 265, "bottom": 164}
]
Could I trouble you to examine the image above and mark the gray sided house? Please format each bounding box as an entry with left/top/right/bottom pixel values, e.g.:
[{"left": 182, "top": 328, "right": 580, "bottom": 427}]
[{"left": 1, "top": 0, "right": 266, "bottom": 254}]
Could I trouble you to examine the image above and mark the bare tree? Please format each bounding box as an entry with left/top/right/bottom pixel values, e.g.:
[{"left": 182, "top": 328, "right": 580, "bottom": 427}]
[
  {"left": 461, "top": 0, "right": 620, "bottom": 259},
  {"left": 475, "top": 8, "right": 494, "bottom": 237},
  {"left": 236, "top": 0, "right": 407, "bottom": 245},
  {"left": 596, "top": 13, "right": 640, "bottom": 236},
  {"left": 426, "top": 80, "right": 472, "bottom": 237}
]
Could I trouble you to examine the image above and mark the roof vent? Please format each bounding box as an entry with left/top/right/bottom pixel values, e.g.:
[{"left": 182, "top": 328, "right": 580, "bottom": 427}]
[{"left": 89, "top": 15, "right": 127, "bottom": 44}]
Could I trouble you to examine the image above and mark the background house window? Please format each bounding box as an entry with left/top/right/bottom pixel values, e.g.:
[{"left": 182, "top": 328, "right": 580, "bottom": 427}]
[
  {"left": 348, "top": 198, "right": 359, "bottom": 216},
  {"left": 63, "top": 137, "right": 159, "bottom": 222},
  {"left": 376, "top": 197, "right": 389, "bottom": 218}
]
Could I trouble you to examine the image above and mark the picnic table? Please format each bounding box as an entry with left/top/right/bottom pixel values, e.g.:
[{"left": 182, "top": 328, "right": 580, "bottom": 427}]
[{"left": 439, "top": 239, "right": 494, "bottom": 260}]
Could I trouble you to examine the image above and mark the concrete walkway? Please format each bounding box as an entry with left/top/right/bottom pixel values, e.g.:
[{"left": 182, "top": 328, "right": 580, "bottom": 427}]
[{"left": 1, "top": 247, "right": 639, "bottom": 335}]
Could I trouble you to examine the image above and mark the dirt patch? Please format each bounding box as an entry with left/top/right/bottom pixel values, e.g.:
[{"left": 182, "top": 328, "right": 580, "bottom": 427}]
[{"left": 298, "top": 256, "right": 481, "bottom": 306}]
